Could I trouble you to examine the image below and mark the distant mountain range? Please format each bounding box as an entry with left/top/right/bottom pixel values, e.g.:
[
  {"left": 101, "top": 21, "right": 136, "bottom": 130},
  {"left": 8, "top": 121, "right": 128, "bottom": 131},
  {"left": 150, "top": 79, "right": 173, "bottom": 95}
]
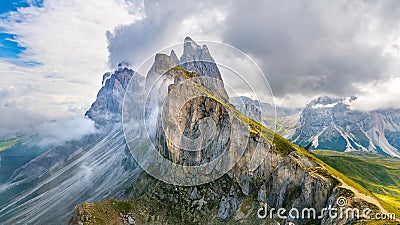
[
  {"left": 288, "top": 96, "right": 400, "bottom": 158},
  {"left": 235, "top": 95, "right": 400, "bottom": 158}
]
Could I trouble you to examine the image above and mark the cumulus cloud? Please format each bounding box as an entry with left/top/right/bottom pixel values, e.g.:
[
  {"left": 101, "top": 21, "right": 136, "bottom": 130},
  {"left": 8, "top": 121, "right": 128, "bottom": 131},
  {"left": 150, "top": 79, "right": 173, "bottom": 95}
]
[
  {"left": 351, "top": 76, "right": 400, "bottom": 111},
  {"left": 34, "top": 117, "right": 96, "bottom": 147},
  {"left": 106, "top": 0, "right": 400, "bottom": 109},
  {"left": 0, "top": 105, "right": 45, "bottom": 138},
  {"left": 273, "top": 93, "right": 321, "bottom": 109},
  {"left": 107, "top": 0, "right": 227, "bottom": 68},
  {"left": 0, "top": 0, "right": 139, "bottom": 121},
  {"left": 221, "top": 0, "right": 400, "bottom": 97},
  {"left": 0, "top": 106, "right": 96, "bottom": 147}
]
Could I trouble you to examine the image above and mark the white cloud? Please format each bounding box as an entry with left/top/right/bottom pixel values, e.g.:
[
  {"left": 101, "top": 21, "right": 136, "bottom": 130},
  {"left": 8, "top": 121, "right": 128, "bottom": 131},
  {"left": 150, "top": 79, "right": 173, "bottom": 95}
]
[
  {"left": 274, "top": 93, "right": 321, "bottom": 109},
  {"left": 107, "top": 0, "right": 227, "bottom": 68},
  {"left": 351, "top": 77, "right": 400, "bottom": 111},
  {"left": 106, "top": 0, "right": 400, "bottom": 110},
  {"left": 0, "top": 0, "right": 141, "bottom": 123},
  {"left": 0, "top": 98, "right": 97, "bottom": 143},
  {"left": 0, "top": 103, "right": 45, "bottom": 138},
  {"left": 34, "top": 117, "right": 96, "bottom": 147},
  {"left": 220, "top": 0, "right": 400, "bottom": 102}
]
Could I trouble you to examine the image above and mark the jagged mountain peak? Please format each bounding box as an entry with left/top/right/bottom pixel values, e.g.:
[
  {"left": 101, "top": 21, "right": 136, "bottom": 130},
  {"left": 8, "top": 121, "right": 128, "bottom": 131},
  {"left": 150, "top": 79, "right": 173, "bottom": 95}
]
[
  {"left": 308, "top": 96, "right": 341, "bottom": 106},
  {"left": 145, "top": 53, "right": 177, "bottom": 87},
  {"left": 144, "top": 38, "right": 227, "bottom": 99},
  {"left": 153, "top": 53, "right": 176, "bottom": 68},
  {"left": 170, "top": 49, "right": 180, "bottom": 64},
  {"left": 184, "top": 36, "right": 194, "bottom": 42},
  {"left": 182, "top": 36, "right": 200, "bottom": 56},
  {"left": 306, "top": 96, "right": 357, "bottom": 110},
  {"left": 101, "top": 72, "right": 111, "bottom": 86},
  {"left": 86, "top": 66, "right": 143, "bottom": 125},
  {"left": 179, "top": 37, "right": 222, "bottom": 81},
  {"left": 181, "top": 37, "right": 214, "bottom": 62}
]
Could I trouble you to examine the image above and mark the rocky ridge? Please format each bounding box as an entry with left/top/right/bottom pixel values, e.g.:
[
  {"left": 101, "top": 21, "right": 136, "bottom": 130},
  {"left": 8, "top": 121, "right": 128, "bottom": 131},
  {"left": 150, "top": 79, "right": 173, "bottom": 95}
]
[{"left": 86, "top": 66, "right": 144, "bottom": 125}]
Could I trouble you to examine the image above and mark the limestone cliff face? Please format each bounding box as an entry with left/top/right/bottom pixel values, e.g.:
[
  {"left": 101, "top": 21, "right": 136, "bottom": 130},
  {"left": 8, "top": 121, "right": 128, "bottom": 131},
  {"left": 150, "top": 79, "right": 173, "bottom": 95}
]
[
  {"left": 156, "top": 92, "right": 231, "bottom": 166},
  {"left": 86, "top": 66, "right": 144, "bottom": 125},
  {"left": 153, "top": 72, "right": 230, "bottom": 166},
  {"left": 180, "top": 36, "right": 229, "bottom": 99},
  {"left": 147, "top": 39, "right": 341, "bottom": 224},
  {"left": 180, "top": 37, "right": 222, "bottom": 80},
  {"left": 146, "top": 38, "right": 231, "bottom": 167}
]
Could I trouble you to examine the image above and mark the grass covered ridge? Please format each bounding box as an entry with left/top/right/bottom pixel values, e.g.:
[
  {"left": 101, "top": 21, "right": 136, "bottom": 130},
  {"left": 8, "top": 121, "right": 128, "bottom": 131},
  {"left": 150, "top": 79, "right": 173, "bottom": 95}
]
[
  {"left": 313, "top": 150, "right": 400, "bottom": 216},
  {"left": 0, "top": 139, "right": 20, "bottom": 152}
]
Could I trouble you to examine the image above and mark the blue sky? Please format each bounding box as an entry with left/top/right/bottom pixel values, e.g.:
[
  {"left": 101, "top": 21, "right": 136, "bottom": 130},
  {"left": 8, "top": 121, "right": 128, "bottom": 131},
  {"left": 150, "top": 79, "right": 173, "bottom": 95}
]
[
  {"left": 0, "top": 0, "right": 43, "bottom": 63},
  {"left": 0, "top": 0, "right": 43, "bottom": 14},
  {"left": 0, "top": 0, "right": 28, "bottom": 61},
  {"left": 0, "top": 32, "right": 25, "bottom": 59},
  {"left": 0, "top": 0, "right": 29, "bottom": 14}
]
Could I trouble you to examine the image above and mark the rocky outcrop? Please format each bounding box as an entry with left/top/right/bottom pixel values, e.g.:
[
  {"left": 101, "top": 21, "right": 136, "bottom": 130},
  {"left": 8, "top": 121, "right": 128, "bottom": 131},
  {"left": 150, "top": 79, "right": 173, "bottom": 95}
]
[
  {"left": 86, "top": 67, "right": 144, "bottom": 125},
  {"left": 145, "top": 38, "right": 231, "bottom": 167},
  {"left": 218, "top": 195, "right": 240, "bottom": 221},
  {"left": 180, "top": 37, "right": 222, "bottom": 80},
  {"left": 155, "top": 71, "right": 231, "bottom": 166},
  {"left": 180, "top": 36, "right": 228, "bottom": 99},
  {"left": 170, "top": 49, "right": 180, "bottom": 65}
]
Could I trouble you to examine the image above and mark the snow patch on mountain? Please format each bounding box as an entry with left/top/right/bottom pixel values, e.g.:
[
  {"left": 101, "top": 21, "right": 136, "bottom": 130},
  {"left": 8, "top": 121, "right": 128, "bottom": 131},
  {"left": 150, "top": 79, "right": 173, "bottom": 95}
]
[
  {"left": 288, "top": 96, "right": 400, "bottom": 158},
  {"left": 311, "top": 102, "right": 338, "bottom": 109}
]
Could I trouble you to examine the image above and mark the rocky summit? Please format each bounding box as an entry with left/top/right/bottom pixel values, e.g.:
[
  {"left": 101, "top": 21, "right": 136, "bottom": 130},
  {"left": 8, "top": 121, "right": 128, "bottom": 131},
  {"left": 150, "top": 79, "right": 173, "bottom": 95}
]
[
  {"left": 86, "top": 66, "right": 144, "bottom": 126},
  {"left": 68, "top": 38, "right": 391, "bottom": 225}
]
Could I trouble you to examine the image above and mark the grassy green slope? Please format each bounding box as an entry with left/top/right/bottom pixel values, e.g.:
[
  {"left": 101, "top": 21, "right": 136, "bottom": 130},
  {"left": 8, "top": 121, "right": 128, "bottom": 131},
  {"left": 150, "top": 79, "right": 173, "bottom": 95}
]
[
  {"left": 0, "top": 139, "right": 20, "bottom": 152},
  {"left": 313, "top": 150, "right": 400, "bottom": 214}
]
